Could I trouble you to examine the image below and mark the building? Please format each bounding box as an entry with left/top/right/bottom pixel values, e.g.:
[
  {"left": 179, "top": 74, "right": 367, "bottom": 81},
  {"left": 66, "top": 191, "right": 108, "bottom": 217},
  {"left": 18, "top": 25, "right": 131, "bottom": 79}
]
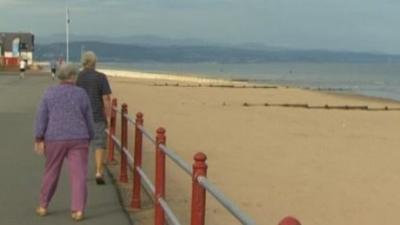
[{"left": 0, "top": 32, "right": 35, "bottom": 66}]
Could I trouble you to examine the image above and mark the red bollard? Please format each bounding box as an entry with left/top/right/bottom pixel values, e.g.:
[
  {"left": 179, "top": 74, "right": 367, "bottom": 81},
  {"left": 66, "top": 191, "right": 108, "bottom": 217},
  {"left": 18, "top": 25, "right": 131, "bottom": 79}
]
[
  {"left": 131, "top": 112, "right": 144, "bottom": 209},
  {"left": 155, "top": 127, "right": 166, "bottom": 225},
  {"left": 278, "top": 216, "right": 301, "bottom": 225},
  {"left": 190, "top": 152, "right": 208, "bottom": 225},
  {"left": 107, "top": 98, "right": 117, "bottom": 162},
  {"left": 119, "top": 103, "right": 128, "bottom": 183}
]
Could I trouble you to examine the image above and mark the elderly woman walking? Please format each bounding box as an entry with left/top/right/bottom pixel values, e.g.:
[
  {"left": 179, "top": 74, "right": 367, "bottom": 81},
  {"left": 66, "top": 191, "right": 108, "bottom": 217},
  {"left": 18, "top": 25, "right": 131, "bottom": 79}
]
[{"left": 34, "top": 64, "right": 94, "bottom": 221}]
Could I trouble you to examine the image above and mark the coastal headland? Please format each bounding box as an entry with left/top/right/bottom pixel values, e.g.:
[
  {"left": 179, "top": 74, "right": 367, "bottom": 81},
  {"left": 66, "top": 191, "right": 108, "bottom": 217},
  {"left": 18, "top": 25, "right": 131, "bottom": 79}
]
[{"left": 101, "top": 68, "right": 400, "bottom": 225}]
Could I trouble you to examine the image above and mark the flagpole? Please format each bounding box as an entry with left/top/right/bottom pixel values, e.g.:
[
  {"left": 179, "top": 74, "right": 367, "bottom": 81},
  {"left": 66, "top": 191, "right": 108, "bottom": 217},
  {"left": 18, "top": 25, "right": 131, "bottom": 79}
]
[{"left": 66, "top": 7, "right": 70, "bottom": 63}]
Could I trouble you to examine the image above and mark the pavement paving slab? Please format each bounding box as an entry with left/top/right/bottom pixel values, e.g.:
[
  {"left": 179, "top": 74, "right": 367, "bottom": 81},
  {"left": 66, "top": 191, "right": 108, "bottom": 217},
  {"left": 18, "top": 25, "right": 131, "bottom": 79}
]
[{"left": 0, "top": 74, "right": 134, "bottom": 225}]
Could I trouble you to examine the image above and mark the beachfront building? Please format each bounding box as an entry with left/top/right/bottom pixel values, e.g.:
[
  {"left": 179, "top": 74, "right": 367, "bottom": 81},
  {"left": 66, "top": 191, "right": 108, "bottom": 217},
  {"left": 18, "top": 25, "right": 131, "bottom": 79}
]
[{"left": 0, "top": 32, "right": 35, "bottom": 66}]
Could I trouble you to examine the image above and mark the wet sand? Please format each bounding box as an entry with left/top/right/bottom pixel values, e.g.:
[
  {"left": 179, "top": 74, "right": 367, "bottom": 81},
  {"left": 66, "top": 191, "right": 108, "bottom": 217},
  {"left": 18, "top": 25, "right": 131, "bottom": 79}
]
[{"left": 104, "top": 69, "right": 400, "bottom": 225}]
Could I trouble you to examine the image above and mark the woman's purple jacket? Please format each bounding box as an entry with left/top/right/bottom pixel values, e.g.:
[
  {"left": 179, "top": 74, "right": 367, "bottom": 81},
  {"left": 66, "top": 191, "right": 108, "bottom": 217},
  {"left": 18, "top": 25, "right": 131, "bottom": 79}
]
[{"left": 35, "top": 83, "right": 95, "bottom": 142}]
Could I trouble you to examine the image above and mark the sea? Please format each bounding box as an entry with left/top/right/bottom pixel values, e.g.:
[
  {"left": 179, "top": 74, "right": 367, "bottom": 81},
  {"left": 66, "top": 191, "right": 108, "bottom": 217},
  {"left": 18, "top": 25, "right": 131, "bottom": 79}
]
[{"left": 98, "top": 62, "right": 400, "bottom": 102}]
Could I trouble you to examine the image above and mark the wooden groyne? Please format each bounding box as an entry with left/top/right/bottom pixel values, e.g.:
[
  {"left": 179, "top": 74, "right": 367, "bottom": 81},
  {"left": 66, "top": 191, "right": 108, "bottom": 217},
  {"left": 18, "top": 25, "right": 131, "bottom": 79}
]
[
  {"left": 153, "top": 83, "right": 278, "bottom": 89},
  {"left": 241, "top": 102, "right": 400, "bottom": 111}
]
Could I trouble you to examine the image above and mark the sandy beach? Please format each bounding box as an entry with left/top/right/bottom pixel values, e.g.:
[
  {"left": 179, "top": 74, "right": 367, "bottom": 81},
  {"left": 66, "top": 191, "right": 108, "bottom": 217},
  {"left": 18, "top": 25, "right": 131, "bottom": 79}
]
[{"left": 103, "top": 69, "right": 400, "bottom": 225}]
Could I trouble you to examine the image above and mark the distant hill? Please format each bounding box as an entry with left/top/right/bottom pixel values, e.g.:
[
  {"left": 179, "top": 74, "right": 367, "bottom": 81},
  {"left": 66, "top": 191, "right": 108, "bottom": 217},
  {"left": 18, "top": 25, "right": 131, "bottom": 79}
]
[
  {"left": 35, "top": 41, "right": 400, "bottom": 63},
  {"left": 36, "top": 34, "right": 211, "bottom": 47}
]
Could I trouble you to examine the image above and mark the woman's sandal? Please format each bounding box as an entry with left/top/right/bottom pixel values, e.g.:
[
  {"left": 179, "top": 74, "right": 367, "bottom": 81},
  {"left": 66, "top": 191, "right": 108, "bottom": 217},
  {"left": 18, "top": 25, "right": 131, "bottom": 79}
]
[
  {"left": 71, "top": 211, "right": 84, "bottom": 221},
  {"left": 35, "top": 207, "right": 48, "bottom": 217}
]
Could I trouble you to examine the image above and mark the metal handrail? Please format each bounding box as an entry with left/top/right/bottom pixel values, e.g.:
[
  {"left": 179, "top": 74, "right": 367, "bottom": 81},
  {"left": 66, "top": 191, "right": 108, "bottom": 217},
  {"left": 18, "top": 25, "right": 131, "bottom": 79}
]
[
  {"left": 110, "top": 133, "right": 122, "bottom": 149},
  {"left": 197, "top": 176, "right": 256, "bottom": 225},
  {"left": 106, "top": 129, "right": 133, "bottom": 168},
  {"left": 112, "top": 106, "right": 122, "bottom": 114},
  {"left": 107, "top": 111, "right": 257, "bottom": 225},
  {"left": 122, "top": 146, "right": 134, "bottom": 165},
  {"left": 113, "top": 115, "right": 192, "bottom": 176},
  {"left": 136, "top": 166, "right": 155, "bottom": 194},
  {"left": 138, "top": 125, "right": 157, "bottom": 145},
  {"left": 110, "top": 113, "right": 186, "bottom": 225},
  {"left": 159, "top": 197, "right": 182, "bottom": 225},
  {"left": 115, "top": 110, "right": 156, "bottom": 145},
  {"left": 125, "top": 114, "right": 136, "bottom": 125},
  {"left": 159, "top": 144, "right": 192, "bottom": 176}
]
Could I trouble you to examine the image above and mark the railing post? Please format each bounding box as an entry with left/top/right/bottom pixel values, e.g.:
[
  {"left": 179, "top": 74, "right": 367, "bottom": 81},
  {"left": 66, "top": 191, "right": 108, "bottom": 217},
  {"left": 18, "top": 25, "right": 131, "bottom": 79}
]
[
  {"left": 278, "top": 216, "right": 301, "bottom": 225},
  {"left": 107, "top": 98, "right": 117, "bottom": 163},
  {"left": 155, "top": 127, "right": 166, "bottom": 225},
  {"left": 119, "top": 103, "right": 128, "bottom": 183},
  {"left": 131, "top": 112, "right": 144, "bottom": 209},
  {"left": 190, "top": 152, "right": 208, "bottom": 225}
]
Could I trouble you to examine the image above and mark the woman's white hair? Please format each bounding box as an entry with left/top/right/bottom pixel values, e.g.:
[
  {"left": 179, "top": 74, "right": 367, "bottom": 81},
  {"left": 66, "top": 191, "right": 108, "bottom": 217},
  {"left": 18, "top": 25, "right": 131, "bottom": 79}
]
[
  {"left": 57, "top": 64, "right": 78, "bottom": 81},
  {"left": 81, "top": 51, "right": 97, "bottom": 69}
]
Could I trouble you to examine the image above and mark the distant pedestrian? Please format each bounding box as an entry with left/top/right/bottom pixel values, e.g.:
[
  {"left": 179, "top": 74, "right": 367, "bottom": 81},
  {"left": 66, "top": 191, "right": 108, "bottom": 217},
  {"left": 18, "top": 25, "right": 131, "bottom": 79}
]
[
  {"left": 50, "top": 60, "right": 57, "bottom": 80},
  {"left": 77, "top": 51, "right": 112, "bottom": 185},
  {"left": 34, "top": 64, "right": 94, "bottom": 221},
  {"left": 58, "top": 57, "right": 64, "bottom": 66},
  {"left": 19, "top": 59, "right": 26, "bottom": 78}
]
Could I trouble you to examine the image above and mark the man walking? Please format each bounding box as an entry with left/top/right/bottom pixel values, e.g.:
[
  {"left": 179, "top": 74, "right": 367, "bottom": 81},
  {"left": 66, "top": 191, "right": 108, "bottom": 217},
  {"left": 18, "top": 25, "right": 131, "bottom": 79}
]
[
  {"left": 19, "top": 58, "right": 26, "bottom": 78},
  {"left": 50, "top": 59, "right": 57, "bottom": 80},
  {"left": 77, "top": 51, "right": 112, "bottom": 185}
]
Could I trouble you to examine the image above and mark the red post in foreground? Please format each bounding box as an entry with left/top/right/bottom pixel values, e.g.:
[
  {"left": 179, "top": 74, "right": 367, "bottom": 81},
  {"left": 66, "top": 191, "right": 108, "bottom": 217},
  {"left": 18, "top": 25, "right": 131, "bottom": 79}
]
[
  {"left": 278, "top": 216, "right": 301, "bottom": 225},
  {"left": 190, "top": 152, "right": 208, "bottom": 225},
  {"left": 155, "top": 127, "right": 166, "bottom": 225},
  {"left": 119, "top": 103, "right": 128, "bottom": 183},
  {"left": 131, "top": 112, "right": 144, "bottom": 209},
  {"left": 107, "top": 98, "right": 117, "bottom": 162}
]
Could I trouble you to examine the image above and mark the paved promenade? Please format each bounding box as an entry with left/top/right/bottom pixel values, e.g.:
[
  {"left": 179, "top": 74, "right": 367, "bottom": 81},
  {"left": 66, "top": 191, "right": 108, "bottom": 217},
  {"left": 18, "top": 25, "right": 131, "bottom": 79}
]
[{"left": 0, "top": 72, "right": 133, "bottom": 225}]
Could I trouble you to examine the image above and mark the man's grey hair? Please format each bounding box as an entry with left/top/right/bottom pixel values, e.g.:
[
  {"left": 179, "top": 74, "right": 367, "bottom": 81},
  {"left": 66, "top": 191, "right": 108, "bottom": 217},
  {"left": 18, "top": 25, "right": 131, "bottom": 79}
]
[
  {"left": 57, "top": 64, "right": 78, "bottom": 81},
  {"left": 81, "top": 51, "right": 97, "bottom": 69}
]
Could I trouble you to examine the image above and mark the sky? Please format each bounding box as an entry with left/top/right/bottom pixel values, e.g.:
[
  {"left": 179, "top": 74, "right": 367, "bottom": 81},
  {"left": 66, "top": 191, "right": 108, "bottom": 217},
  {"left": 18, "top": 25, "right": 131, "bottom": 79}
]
[{"left": 1, "top": 0, "right": 400, "bottom": 54}]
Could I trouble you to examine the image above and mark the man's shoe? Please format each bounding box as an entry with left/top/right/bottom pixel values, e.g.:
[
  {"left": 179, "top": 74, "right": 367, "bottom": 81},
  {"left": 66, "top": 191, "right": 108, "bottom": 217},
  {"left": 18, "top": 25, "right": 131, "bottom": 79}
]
[{"left": 95, "top": 176, "right": 105, "bottom": 185}]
